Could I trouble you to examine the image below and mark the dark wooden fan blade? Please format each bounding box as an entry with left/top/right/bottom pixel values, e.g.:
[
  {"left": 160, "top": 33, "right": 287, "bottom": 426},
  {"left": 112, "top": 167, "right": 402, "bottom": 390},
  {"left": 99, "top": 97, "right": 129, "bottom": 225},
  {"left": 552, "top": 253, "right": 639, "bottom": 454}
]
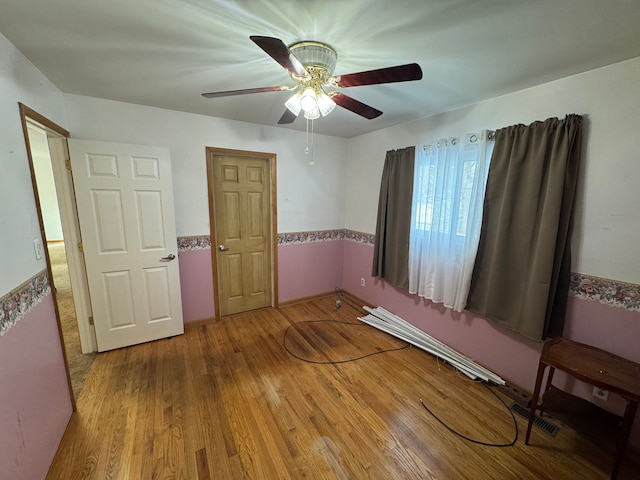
[
  {"left": 335, "top": 63, "right": 422, "bottom": 88},
  {"left": 250, "top": 36, "right": 309, "bottom": 78},
  {"left": 329, "top": 92, "right": 382, "bottom": 119},
  {"left": 202, "top": 86, "right": 287, "bottom": 98},
  {"left": 278, "top": 109, "right": 298, "bottom": 124}
]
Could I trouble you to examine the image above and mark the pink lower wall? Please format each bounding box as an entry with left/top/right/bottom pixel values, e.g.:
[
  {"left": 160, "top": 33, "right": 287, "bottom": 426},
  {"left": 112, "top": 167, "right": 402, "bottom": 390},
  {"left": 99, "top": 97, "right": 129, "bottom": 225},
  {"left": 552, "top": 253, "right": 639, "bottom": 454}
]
[
  {"left": 278, "top": 241, "right": 344, "bottom": 303},
  {"left": 342, "top": 239, "right": 640, "bottom": 451},
  {"left": 178, "top": 248, "right": 215, "bottom": 323},
  {"left": 0, "top": 295, "right": 73, "bottom": 480},
  {"left": 178, "top": 240, "right": 345, "bottom": 321}
]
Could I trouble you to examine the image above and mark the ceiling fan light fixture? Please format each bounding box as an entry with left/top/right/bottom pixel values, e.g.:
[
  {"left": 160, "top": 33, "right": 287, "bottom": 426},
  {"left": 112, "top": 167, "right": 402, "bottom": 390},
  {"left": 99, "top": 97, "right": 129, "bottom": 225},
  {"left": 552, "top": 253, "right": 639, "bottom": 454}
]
[
  {"left": 317, "top": 89, "right": 336, "bottom": 116},
  {"left": 205, "top": 36, "right": 424, "bottom": 128},
  {"left": 300, "top": 87, "right": 318, "bottom": 112},
  {"left": 285, "top": 91, "right": 302, "bottom": 115}
]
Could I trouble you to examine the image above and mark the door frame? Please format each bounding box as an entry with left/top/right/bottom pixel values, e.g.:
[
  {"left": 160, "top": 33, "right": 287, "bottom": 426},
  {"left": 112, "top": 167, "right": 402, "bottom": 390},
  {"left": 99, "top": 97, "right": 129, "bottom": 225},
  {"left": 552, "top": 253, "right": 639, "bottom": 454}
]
[
  {"left": 19, "top": 104, "right": 97, "bottom": 355},
  {"left": 206, "top": 147, "right": 278, "bottom": 319},
  {"left": 18, "top": 104, "right": 85, "bottom": 409}
]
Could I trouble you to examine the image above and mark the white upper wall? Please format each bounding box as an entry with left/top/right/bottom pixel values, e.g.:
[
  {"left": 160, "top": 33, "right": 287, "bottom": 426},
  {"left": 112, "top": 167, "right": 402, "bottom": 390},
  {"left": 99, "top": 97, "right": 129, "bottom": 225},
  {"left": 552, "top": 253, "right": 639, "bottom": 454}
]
[
  {"left": 28, "top": 125, "right": 64, "bottom": 241},
  {"left": 0, "top": 32, "right": 67, "bottom": 295},
  {"left": 345, "top": 56, "right": 640, "bottom": 284},
  {"left": 62, "top": 95, "right": 349, "bottom": 237}
]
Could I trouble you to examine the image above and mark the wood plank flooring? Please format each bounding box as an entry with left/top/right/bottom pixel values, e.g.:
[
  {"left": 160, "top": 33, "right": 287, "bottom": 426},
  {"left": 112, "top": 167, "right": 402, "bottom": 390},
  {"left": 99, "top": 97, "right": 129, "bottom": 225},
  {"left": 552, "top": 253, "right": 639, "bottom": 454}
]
[{"left": 47, "top": 296, "right": 639, "bottom": 479}]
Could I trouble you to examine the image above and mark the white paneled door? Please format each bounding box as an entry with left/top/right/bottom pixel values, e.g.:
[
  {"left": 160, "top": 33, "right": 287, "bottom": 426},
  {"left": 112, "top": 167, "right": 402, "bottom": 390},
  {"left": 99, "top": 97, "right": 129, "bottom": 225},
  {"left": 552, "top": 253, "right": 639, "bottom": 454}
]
[{"left": 68, "top": 140, "right": 183, "bottom": 352}]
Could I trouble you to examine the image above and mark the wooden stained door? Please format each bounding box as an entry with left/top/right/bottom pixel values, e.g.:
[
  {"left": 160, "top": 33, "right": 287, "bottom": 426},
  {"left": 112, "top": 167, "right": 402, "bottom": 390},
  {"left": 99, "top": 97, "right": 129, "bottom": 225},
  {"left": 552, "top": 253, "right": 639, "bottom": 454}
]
[
  {"left": 208, "top": 148, "right": 276, "bottom": 317},
  {"left": 68, "top": 139, "right": 184, "bottom": 351}
]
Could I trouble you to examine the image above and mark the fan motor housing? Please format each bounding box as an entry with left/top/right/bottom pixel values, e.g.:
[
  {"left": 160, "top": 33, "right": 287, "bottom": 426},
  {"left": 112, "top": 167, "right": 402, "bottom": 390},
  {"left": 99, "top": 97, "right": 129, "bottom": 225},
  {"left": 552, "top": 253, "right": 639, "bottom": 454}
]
[{"left": 289, "top": 41, "right": 337, "bottom": 78}]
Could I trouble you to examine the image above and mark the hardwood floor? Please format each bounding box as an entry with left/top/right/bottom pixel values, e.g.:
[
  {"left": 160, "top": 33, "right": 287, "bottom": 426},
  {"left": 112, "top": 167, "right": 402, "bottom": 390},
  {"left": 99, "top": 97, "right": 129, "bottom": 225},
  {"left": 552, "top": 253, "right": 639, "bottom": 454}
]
[
  {"left": 47, "top": 296, "right": 638, "bottom": 479},
  {"left": 48, "top": 242, "right": 95, "bottom": 400}
]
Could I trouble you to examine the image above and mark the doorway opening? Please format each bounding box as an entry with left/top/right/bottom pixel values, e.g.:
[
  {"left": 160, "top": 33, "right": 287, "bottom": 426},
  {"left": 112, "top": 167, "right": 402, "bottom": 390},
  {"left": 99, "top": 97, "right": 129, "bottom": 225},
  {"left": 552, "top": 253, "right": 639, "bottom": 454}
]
[
  {"left": 45, "top": 239, "right": 95, "bottom": 400},
  {"left": 19, "top": 104, "right": 96, "bottom": 403}
]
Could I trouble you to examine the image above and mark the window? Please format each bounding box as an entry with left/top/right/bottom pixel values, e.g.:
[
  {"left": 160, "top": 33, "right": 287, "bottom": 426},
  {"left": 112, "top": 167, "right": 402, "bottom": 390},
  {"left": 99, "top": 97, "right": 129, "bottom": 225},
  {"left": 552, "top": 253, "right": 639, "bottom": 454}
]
[{"left": 408, "top": 132, "right": 493, "bottom": 311}]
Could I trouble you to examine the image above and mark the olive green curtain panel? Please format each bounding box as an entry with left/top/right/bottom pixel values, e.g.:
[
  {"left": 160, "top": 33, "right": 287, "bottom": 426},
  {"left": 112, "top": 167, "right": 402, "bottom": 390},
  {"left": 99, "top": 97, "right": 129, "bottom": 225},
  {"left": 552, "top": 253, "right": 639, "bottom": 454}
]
[
  {"left": 372, "top": 146, "right": 415, "bottom": 290},
  {"left": 466, "top": 115, "right": 583, "bottom": 341}
]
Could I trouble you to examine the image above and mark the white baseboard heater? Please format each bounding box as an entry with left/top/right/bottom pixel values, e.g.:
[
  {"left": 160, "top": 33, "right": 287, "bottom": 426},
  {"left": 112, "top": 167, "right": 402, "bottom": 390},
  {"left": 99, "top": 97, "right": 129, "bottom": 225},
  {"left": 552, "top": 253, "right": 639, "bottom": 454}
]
[{"left": 358, "top": 306, "right": 505, "bottom": 385}]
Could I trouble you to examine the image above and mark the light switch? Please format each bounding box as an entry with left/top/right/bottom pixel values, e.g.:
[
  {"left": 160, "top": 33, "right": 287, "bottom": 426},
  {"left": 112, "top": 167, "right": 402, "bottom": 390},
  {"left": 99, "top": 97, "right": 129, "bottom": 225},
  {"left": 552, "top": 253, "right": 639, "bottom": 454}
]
[{"left": 33, "top": 239, "right": 43, "bottom": 260}]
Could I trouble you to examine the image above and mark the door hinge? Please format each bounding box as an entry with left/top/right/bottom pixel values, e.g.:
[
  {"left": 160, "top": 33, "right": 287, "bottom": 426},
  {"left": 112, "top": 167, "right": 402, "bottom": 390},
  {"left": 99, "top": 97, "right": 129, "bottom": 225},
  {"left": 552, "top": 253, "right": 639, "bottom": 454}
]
[
  {"left": 78, "top": 242, "right": 83, "bottom": 253},
  {"left": 88, "top": 316, "right": 94, "bottom": 326},
  {"left": 65, "top": 158, "right": 72, "bottom": 171}
]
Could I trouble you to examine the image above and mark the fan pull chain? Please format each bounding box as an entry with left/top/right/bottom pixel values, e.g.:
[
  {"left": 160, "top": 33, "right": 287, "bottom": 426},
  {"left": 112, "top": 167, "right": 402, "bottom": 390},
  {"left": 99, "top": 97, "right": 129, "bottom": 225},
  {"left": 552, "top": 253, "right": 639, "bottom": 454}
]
[{"left": 306, "top": 118, "right": 315, "bottom": 166}]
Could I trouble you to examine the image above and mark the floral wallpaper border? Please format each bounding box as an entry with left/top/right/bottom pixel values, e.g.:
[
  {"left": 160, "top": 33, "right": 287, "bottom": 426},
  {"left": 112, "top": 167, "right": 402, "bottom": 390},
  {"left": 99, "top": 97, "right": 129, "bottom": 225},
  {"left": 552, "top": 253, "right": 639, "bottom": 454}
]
[
  {"left": 177, "top": 235, "right": 211, "bottom": 251},
  {"left": 175, "top": 230, "right": 638, "bottom": 312},
  {"left": 276, "top": 229, "right": 374, "bottom": 245},
  {"left": 569, "top": 273, "right": 639, "bottom": 312},
  {"left": 176, "top": 230, "right": 375, "bottom": 249},
  {"left": 0, "top": 270, "right": 50, "bottom": 337}
]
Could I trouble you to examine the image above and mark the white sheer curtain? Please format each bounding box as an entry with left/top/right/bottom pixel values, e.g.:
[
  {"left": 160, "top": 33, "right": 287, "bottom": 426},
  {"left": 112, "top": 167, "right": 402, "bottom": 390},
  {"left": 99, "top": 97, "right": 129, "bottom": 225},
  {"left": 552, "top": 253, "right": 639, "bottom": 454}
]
[{"left": 408, "top": 131, "right": 493, "bottom": 311}]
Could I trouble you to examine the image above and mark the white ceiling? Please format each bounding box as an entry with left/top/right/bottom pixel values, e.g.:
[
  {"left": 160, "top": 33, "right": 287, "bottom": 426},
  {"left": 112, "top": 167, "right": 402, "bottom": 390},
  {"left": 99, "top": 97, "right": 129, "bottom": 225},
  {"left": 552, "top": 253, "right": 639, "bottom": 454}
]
[{"left": 2, "top": 0, "right": 640, "bottom": 138}]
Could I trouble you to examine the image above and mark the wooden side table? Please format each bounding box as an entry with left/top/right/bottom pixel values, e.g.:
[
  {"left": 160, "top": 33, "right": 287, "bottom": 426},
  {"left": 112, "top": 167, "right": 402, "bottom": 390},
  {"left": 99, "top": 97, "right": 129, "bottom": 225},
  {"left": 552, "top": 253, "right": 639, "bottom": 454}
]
[{"left": 525, "top": 337, "right": 640, "bottom": 479}]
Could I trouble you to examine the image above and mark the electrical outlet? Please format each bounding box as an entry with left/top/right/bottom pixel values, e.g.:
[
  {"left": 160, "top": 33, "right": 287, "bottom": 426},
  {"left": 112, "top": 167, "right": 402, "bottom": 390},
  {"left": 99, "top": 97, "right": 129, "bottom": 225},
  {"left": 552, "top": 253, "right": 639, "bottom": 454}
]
[
  {"left": 592, "top": 387, "right": 609, "bottom": 401},
  {"left": 360, "top": 277, "right": 365, "bottom": 287}
]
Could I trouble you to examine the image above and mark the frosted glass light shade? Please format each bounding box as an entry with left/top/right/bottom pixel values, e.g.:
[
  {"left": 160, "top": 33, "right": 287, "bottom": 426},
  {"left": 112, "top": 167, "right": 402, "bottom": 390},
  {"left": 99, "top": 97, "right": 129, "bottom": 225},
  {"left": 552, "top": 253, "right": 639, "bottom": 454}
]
[
  {"left": 304, "top": 106, "right": 320, "bottom": 120},
  {"left": 285, "top": 91, "right": 302, "bottom": 115},
  {"left": 317, "top": 90, "right": 336, "bottom": 116},
  {"left": 300, "top": 87, "right": 318, "bottom": 112}
]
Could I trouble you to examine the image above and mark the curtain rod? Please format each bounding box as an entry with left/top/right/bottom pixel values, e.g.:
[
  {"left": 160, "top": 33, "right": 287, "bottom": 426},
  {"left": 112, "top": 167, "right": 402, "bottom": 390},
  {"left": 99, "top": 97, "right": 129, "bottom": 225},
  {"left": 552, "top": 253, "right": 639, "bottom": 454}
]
[{"left": 422, "top": 130, "right": 495, "bottom": 149}]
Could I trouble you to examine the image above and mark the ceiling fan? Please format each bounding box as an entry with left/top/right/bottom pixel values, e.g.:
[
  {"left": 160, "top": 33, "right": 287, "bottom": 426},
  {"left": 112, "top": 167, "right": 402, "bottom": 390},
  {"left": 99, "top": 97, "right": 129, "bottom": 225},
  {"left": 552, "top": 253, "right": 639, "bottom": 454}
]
[{"left": 202, "top": 36, "right": 423, "bottom": 124}]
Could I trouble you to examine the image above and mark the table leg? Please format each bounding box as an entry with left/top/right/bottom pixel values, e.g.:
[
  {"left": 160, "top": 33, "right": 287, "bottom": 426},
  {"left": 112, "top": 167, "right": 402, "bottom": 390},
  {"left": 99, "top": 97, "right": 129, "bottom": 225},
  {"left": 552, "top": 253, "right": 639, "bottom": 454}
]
[
  {"left": 544, "top": 366, "right": 555, "bottom": 393},
  {"left": 610, "top": 400, "right": 638, "bottom": 480},
  {"left": 525, "top": 361, "right": 547, "bottom": 445}
]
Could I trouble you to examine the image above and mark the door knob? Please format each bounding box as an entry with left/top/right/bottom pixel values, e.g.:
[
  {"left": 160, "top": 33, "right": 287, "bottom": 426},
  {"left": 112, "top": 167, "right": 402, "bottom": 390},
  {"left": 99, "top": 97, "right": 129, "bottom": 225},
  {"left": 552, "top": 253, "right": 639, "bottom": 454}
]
[
  {"left": 218, "top": 245, "right": 229, "bottom": 251},
  {"left": 161, "top": 253, "right": 176, "bottom": 260}
]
